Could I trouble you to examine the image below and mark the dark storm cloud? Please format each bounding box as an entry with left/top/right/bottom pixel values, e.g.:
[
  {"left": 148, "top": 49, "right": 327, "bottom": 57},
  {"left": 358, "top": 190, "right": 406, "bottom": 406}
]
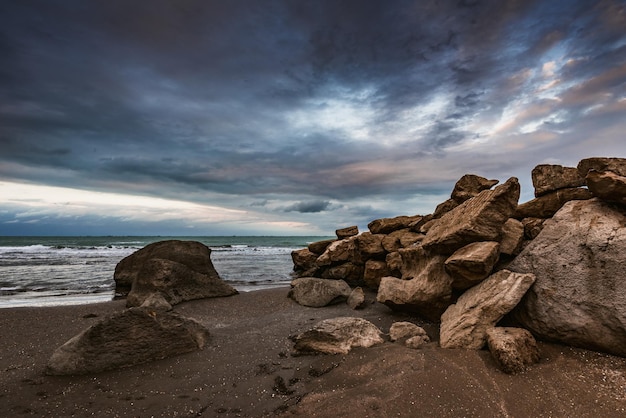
[{"left": 0, "top": 0, "right": 625, "bottom": 234}]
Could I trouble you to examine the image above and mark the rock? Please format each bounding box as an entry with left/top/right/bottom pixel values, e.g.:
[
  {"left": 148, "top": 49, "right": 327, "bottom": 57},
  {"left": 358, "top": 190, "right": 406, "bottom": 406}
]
[
  {"left": 126, "top": 258, "right": 238, "bottom": 308},
  {"left": 405, "top": 335, "right": 430, "bottom": 349},
  {"left": 577, "top": 157, "right": 626, "bottom": 178},
  {"left": 292, "top": 317, "right": 384, "bottom": 355},
  {"left": 444, "top": 241, "right": 500, "bottom": 291},
  {"left": 336, "top": 225, "right": 359, "bottom": 239},
  {"left": 316, "top": 236, "right": 360, "bottom": 267},
  {"left": 347, "top": 287, "right": 366, "bottom": 309},
  {"left": 114, "top": 240, "right": 229, "bottom": 297},
  {"left": 46, "top": 308, "right": 210, "bottom": 375},
  {"left": 381, "top": 229, "right": 422, "bottom": 253},
  {"left": 368, "top": 215, "right": 422, "bottom": 234},
  {"left": 355, "top": 232, "right": 387, "bottom": 260},
  {"left": 389, "top": 321, "right": 429, "bottom": 343},
  {"left": 585, "top": 170, "right": 626, "bottom": 205},
  {"left": 439, "top": 269, "right": 536, "bottom": 349},
  {"left": 385, "top": 252, "right": 403, "bottom": 277},
  {"left": 321, "top": 262, "right": 364, "bottom": 286},
  {"left": 531, "top": 164, "right": 585, "bottom": 197},
  {"left": 499, "top": 218, "right": 524, "bottom": 256},
  {"left": 451, "top": 174, "right": 499, "bottom": 204},
  {"left": 288, "top": 278, "right": 352, "bottom": 308},
  {"left": 363, "top": 260, "right": 390, "bottom": 289},
  {"left": 486, "top": 327, "right": 540, "bottom": 374},
  {"left": 376, "top": 245, "right": 453, "bottom": 321},
  {"left": 307, "top": 239, "right": 336, "bottom": 255},
  {"left": 139, "top": 293, "right": 172, "bottom": 311},
  {"left": 421, "top": 178, "right": 520, "bottom": 255},
  {"left": 291, "top": 248, "right": 319, "bottom": 273},
  {"left": 514, "top": 187, "right": 593, "bottom": 219},
  {"left": 508, "top": 198, "right": 626, "bottom": 357},
  {"left": 433, "top": 199, "right": 459, "bottom": 218},
  {"left": 521, "top": 217, "right": 545, "bottom": 240}
]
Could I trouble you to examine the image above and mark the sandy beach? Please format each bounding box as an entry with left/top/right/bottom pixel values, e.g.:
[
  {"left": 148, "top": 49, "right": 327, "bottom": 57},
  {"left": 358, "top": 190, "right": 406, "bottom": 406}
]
[{"left": 1, "top": 287, "right": 625, "bottom": 417}]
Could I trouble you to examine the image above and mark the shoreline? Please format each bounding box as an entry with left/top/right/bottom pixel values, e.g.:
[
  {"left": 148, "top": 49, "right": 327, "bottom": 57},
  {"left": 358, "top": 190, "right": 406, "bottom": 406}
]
[{"left": 1, "top": 287, "right": 625, "bottom": 417}]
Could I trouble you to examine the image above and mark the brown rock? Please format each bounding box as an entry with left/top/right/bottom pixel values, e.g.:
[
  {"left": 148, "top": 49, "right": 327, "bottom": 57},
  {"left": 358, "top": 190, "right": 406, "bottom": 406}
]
[
  {"left": 347, "top": 287, "right": 366, "bottom": 310},
  {"left": 368, "top": 215, "right": 422, "bottom": 234},
  {"left": 316, "top": 236, "right": 360, "bottom": 267},
  {"left": 389, "top": 321, "right": 429, "bottom": 343},
  {"left": 514, "top": 187, "right": 593, "bottom": 219},
  {"left": 291, "top": 248, "right": 319, "bottom": 273},
  {"left": 585, "top": 170, "right": 626, "bottom": 205},
  {"left": 363, "top": 260, "right": 390, "bottom": 289},
  {"left": 385, "top": 252, "right": 403, "bottom": 277},
  {"left": 531, "top": 164, "right": 584, "bottom": 197},
  {"left": 321, "top": 262, "right": 364, "bottom": 286},
  {"left": 444, "top": 241, "right": 500, "bottom": 291},
  {"left": 451, "top": 174, "right": 499, "bottom": 204},
  {"left": 292, "top": 317, "right": 384, "bottom": 355},
  {"left": 421, "top": 178, "right": 520, "bottom": 255},
  {"left": 336, "top": 225, "right": 359, "bottom": 239},
  {"left": 433, "top": 199, "right": 459, "bottom": 218},
  {"left": 289, "top": 278, "right": 352, "bottom": 308},
  {"left": 499, "top": 218, "right": 524, "bottom": 256},
  {"left": 522, "top": 217, "right": 545, "bottom": 240},
  {"left": 577, "top": 157, "right": 626, "bottom": 178},
  {"left": 486, "top": 327, "right": 540, "bottom": 374},
  {"left": 355, "top": 232, "right": 387, "bottom": 260},
  {"left": 307, "top": 239, "right": 336, "bottom": 255}
]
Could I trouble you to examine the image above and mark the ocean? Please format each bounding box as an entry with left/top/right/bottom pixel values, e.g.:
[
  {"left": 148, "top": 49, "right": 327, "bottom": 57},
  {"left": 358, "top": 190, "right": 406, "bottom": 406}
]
[{"left": 0, "top": 236, "right": 330, "bottom": 308}]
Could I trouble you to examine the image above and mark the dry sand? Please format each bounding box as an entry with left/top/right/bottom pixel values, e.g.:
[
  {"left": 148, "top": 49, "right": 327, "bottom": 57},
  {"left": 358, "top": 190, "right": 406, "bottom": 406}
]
[{"left": 1, "top": 287, "right": 625, "bottom": 417}]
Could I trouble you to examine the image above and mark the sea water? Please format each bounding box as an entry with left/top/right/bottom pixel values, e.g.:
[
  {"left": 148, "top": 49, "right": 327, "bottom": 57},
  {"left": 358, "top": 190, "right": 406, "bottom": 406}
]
[{"left": 0, "top": 236, "right": 330, "bottom": 308}]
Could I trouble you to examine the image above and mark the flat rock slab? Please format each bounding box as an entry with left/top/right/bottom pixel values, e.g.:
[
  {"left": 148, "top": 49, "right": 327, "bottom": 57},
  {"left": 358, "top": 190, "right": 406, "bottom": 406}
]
[
  {"left": 292, "top": 317, "right": 384, "bottom": 355},
  {"left": 289, "top": 277, "right": 352, "bottom": 307}
]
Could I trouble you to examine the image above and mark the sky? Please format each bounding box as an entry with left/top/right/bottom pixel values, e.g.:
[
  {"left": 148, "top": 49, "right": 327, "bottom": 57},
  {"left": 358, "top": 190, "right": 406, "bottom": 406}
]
[{"left": 1, "top": 0, "right": 625, "bottom": 236}]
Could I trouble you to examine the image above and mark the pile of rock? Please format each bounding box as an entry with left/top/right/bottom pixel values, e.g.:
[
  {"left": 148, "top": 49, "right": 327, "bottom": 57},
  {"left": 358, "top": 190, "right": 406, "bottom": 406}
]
[{"left": 292, "top": 157, "right": 626, "bottom": 368}]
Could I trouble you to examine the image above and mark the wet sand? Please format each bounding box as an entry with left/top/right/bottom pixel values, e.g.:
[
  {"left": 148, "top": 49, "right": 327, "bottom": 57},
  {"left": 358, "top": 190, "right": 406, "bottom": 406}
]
[{"left": 1, "top": 287, "right": 625, "bottom": 417}]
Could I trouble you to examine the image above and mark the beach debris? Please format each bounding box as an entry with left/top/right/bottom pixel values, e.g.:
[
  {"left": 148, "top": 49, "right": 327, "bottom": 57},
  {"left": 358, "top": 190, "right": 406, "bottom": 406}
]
[
  {"left": 292, "top": 317, "right": 384, "bottom": 355},
  {"left": 439, "top": 270, "right": 536, "bottom": 349},
  {"left": 485, "top": 327, "right": 540, "bottom": 374},
  {"left": 288, "top": 277, "right": 351, "bottom": 308},
  {"left": 347, "top": 287, "right": 366, "bottom": 310},
  {"left": 46, "top": 307, "right": 210, "bottom": 375}
]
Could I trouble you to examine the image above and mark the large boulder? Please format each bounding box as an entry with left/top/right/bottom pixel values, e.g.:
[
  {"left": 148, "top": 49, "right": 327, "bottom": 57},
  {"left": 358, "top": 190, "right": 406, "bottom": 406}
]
[
  {"left": 368, "top": 215, "right": 422, "bottom": 234},
  {"left": 321, "top": 262, "right": 364, "bottom": 285},
  {"left": 291, "top": 248, "right": 319, "bottom": 273},
  {"left": 376, "top": 245, "right": 453, "bottom": 321},
  {"left": 114, "top": 240, "right": 229, "bottom": 297},
  {"left": 439, "top": 270, "right": 536, "bottom": 349},
  {"left": 577, "top": 157, "right": 626, "bottom": 178},
  {"left": 485, "top": 327, "right": 540, "bottom": 374},
  {"left": 508, "top": 198, "right": 626, "bottom": 357},
  {"left": 307, "top": 239, "right": 336, "bottom": 255},
  {"left": 450, "top": 174, "right": 499, "bottom": 204},
  {"left": 514, "top": 188, "right": 593, "bottom": 219},
  {"left": 355, "top": 232, "right": 387, "bottom": 260},
  {"left": 316, "top": 236, "right": 360, "bottom": 266},
  {"left": 421, "top": 178, "right": 520, "bottom": 255},
  {"left": 531, "top": 164, "right": 584, "bottom": 197},
  {"left": 126, "top": 258, "right": 238, "bottom": 308},
  {"left": 336, "top": 225, "right": 359, "bottom": 239},
  {"left": 585, "top": 170, "right": 626, "bottom": 205},
  {"left": 46, "top": 307, "right": 210, "bottom": 375},
  {"left": 444, "top": 241, "right": 500, "bottom": 291},
  {"left": 288, "top": 277, "right": 352, "bottom": 308},
  {"left": 363, "top": 259, "right": 390, "bottom": 289},
  {"left": 292, "top": 317, "right": 384, "bottom": 355}
]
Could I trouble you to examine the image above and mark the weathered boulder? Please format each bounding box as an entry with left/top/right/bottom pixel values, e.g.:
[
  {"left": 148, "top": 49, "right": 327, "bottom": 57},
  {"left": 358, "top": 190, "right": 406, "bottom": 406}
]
[
  {"left": 376, "top": 245, "right": 453, "bottom": 321},
  {"left": 381, "top": 229, "right": 422, "bottom": 253},
  {"left": 336, "top": 225, "right": 359, "bottom": 239},
  {"left": 521, "top": 217, "right": 545, "bottom": 240},
  {"left": 508, "top": 198, "right": 626, "bottom": 357},
  {"left": 114, "top": 240, "right": 228, "bottom": 297},
  {"left": 515, "top": 188, "right": 593, "bottom": 219},
  {"left": 444, "top": 241, "right": 500, "bottom": 291},
  {"left": 307, "top": 239, "right": 336, "bottom": 255},
  {"left": 499, "top": 218, "right": 524, "bottom": 256},
  {"left": 126, "top": 258, "right": 238, "bottom": 308},
  {"left": 405, "top": 335, "right": 431, "bottom": 349},
  {"left": 385, "top": 252, "right": 403, "bottom": 277},
  {"left": 421, "top": 178, "right": 520, "bottom": 255},
  {"left": 531, "top": 164, "right": 584, "bottom": 197},
  {"left": 288, "top": 278, "right": 352, "bottom": 308},
  {"left": 363, "top": 260, "right": 390, "bottom": 289},
  {"left": 451, "top": 174, "right": 499, "bottom": 204},
  {"left": 368, "top": 215, "right": 422, "bottom": 234},
  {"left": 389, "top": 321, "right": 429, "bottom": 343},
  {"left": 292, "top": 317, "right": 384, "bottom": 355},
  {"left": 355, "top": 232, "right": 387, "bottom": 260},
  {"left": 439, "top": 270, "right": 536, "bottom": 349},
  {"left": 485, "top": 327, "right": 540, "bottom": 374},
  {"left": 316, "top": 236, "right": 360, "bottom": 267},
  {"left": 347, "top": 287, "right": 366, "bottom": 310},
  {"left": 321, "top": 262, "right": 364, "bottom": 286},
  {"left": 577, "top": 157, "right": 626, "bottom": 178},
  {"left": 585, "top": 170, "right": 626, "bottom": 205},
  {"left": 46, "top": 308, "right": 210, "bottom": 375},
  {"left": 291, "top": 248, "right": 319, "bottom": 273}
]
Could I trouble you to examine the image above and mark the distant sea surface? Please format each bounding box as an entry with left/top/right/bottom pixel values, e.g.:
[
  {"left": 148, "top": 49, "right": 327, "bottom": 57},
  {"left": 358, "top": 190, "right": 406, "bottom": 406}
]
[{"left": 0, "top": 236, "right": 330, "bottom": 308}]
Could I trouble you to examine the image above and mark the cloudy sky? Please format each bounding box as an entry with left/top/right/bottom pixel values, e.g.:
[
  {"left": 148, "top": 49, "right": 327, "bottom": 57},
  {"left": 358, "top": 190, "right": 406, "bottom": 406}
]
[{"left": 1, "top": 0, "right": 625, "bottom": 236}]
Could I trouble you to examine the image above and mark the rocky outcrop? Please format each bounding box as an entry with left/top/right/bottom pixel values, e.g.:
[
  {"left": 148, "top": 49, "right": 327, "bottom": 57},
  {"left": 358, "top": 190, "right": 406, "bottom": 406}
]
[
  {"left": 485, "top": 327, "right": 540, "bottom": 374},
  {"left": 288, "top": 277, "right": 352, "bottom": 308},
  {"left": 292, "top": 317, "right": 384, "bottom": 355},
  {"left": 46, "top": 307, "right": 210, "bottom": 375},
  {"left": 439, "top": 270, "right": 536, "bottom": 349},
  {"left": 508, "top": 198, "right": 626, "bottom": 357},
  {"left": 531, "top": 164, "right": 585, "bottom": 197}
]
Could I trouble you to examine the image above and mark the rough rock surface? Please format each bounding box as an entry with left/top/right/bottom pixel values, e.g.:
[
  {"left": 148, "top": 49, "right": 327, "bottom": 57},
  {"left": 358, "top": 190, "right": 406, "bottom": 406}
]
[
  {"left": 368, "top": 215, "right": 422, "bottom": 234},
  {"left": 291, "top": 248, "right": 319, "bottom": 273},
  {"left": 376, "top": 245, "right": 453, "bottom": 321},
  {"left": 336, "top": 225, "right": 359, "bottom": 239},
  {"left": 577, "top": 157, "right": 626, "bottom": 178},
  {"left": 508, "top": 198, "right": 626, "bottom": 357},
  {"left": 486, "top": 327, "right": 540, "bottom": 374},
  {"left": 307, "top": 239, "right": 335, "bottom": 255},
  {"left": 421, "top": 178, "right": 520, "bottom": 254},
  {"left": 126, "top": 258, "right": 238, "bottom": 308},
  {"left": 347, "top": 287, "right": 366, "bottom": 310},
  {"left": 321, "top": 262, "right": 364, "bottom": 285},
  {"left": 499, "top": 218, "right": 525, "bottom": 256},
  {"left": 292, "top": 317, "right": 384, "bottom": 355},
  {"left": 46, "top": 308, "right": 210, "bottom": 375},
  {"left": 451, "top": 174, "right": 499, "bottom": 204},
  {"left": 531, "top": 164, "right": 584, "bottom": 197},
  {"left": 139, "top": 292, "right": 172, "bottom": 311},
  {"left": 585, "top": 169, "right": 626, "bottom": 205},
  {"left": 288, "top": 278, "right": 352, "bottom": 308},
  {"left": 389, "top": 321, "right": 429, "bottom": 343},
  {"left": 114, "top": 240, "right": 229, "bottom": 297},
  {"left": 439, "top": 270, "right": 536, "bottom": 349},
  {"left": 363, "top": 260, "right": 390, "bottom": 289},
  {"left": 316, "top": 237, "right": 359, "bottom": 267},
  {"left": 515, "top": 187, "right": 593, "bottom": 219},
  {"left": 444, "top": 241, "right": 500, "bottom": 291},
  {"left": 355, "top": 232, "right": 387, "bottom": 259}
]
